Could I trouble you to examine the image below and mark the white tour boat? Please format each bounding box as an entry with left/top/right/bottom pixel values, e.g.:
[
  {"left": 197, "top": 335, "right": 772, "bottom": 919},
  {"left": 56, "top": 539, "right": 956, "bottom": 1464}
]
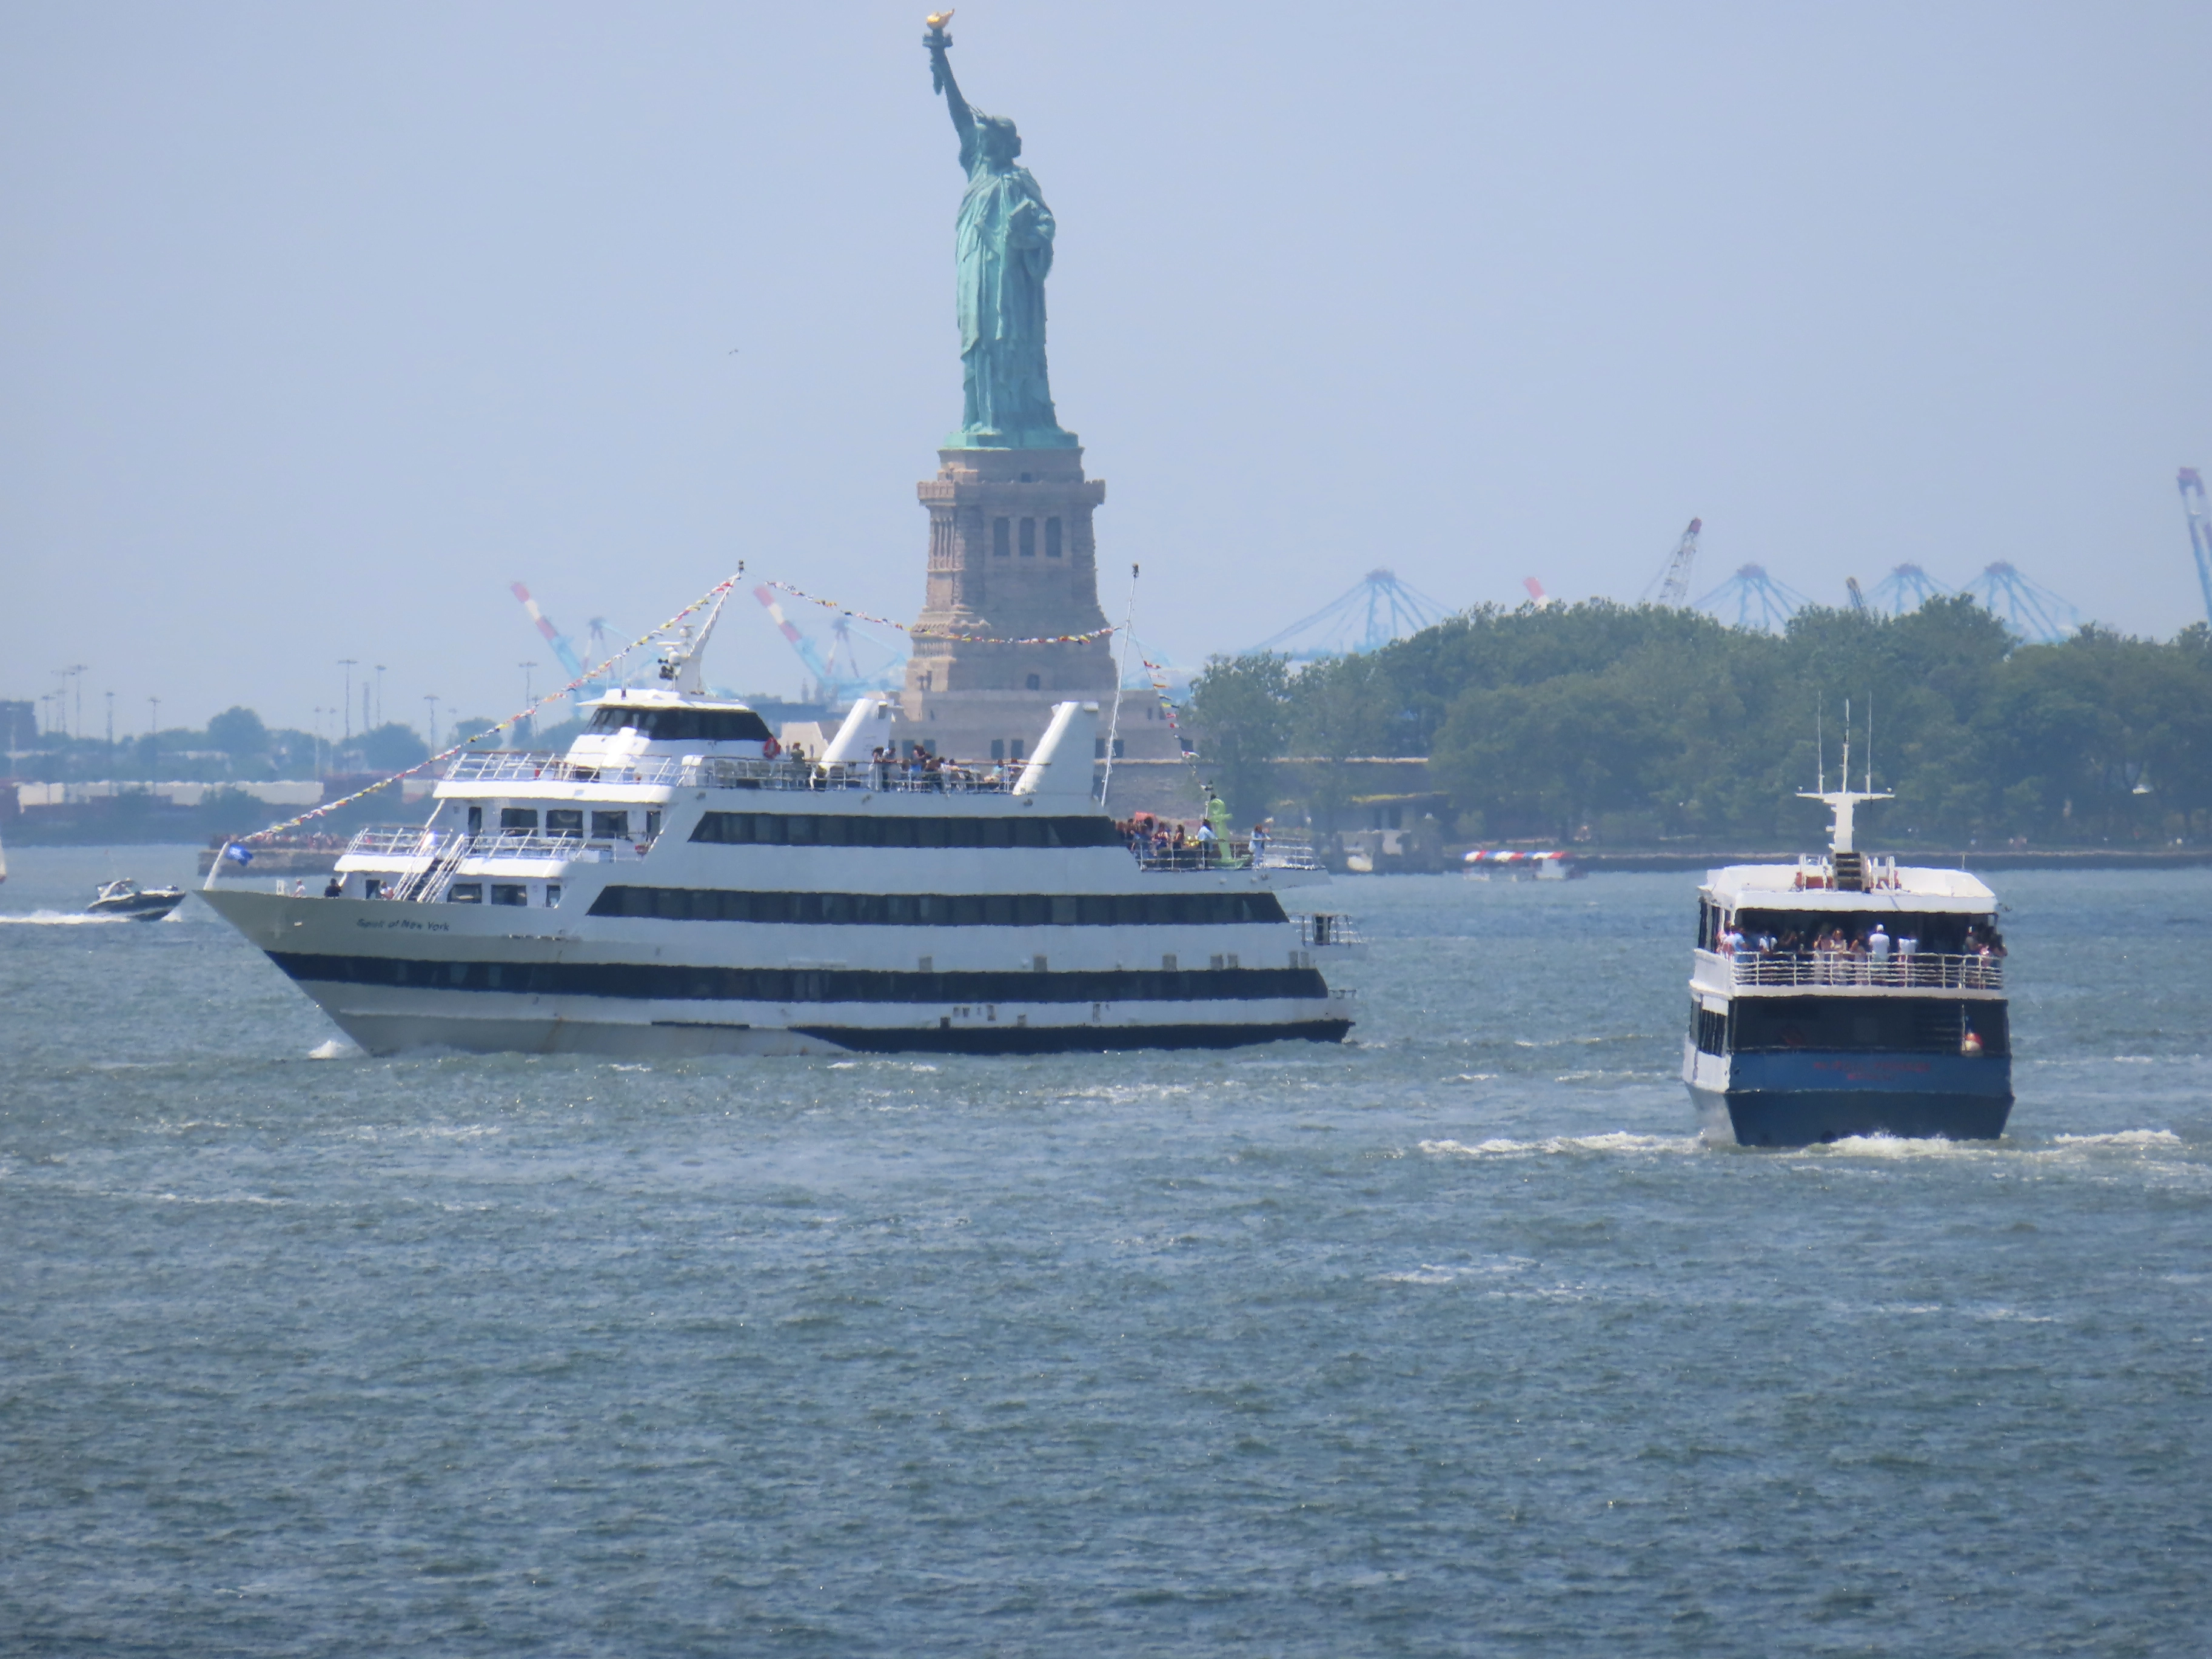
[
  {"left": 199, "top": 601, "right": 1355, "bottom": 1057},
  {"left": 1683, "top": 752, "right": 2012, "bottom": 1147}
]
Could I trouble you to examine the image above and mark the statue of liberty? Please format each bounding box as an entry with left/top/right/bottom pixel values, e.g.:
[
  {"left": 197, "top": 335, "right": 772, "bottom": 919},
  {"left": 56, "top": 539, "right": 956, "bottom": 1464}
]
[{"left": 924, "top": 13, "right": 1076, "bottom": 449}]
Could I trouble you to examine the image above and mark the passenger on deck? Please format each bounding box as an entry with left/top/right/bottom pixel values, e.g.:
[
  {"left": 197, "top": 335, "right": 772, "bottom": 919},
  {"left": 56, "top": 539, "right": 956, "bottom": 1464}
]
[{"left": 323, "top": 876, "right": 343, "bottom": 899}]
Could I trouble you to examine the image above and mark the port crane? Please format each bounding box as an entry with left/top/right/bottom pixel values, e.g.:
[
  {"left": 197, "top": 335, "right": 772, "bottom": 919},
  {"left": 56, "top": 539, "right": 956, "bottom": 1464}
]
[
  {"left": 511, "top": 583, "right": 618, "bottom": 710},
  {"left": 751, "top": 585, "right": 906, "bottom": 708},
  {"left": 1641, "top": 518, "right": 1703, "bottom": 606},
  {"left": 2181, "top": 468, "right": 2212, "bottom": 626}
]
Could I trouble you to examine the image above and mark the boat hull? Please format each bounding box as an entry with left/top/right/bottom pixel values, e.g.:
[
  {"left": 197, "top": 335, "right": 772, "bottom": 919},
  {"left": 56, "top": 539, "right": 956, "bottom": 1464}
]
[
  {"left": 87, "top": 893, "right": 186, "bottom": 921},
  {"left": 1690, "top": 1049, "right": 2014, "bottom": 1147},
  {"left": 201, "top": 889, "right": 1351, "bottom": 1059}
]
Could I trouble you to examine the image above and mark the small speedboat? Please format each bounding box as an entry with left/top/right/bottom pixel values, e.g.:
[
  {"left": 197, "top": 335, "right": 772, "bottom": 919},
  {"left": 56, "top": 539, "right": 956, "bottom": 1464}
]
[{"left": 87, "top": 878, "right": 187, "bottom": 921}]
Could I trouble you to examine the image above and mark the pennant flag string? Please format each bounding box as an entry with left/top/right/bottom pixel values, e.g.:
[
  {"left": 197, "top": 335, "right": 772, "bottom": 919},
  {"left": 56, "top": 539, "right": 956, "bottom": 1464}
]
[
  {"left": 235, "top": 572, "right": 745, "bottom": 843},
  {"left": 762, "top": 579, "right": 1116, "bottom": 646}
]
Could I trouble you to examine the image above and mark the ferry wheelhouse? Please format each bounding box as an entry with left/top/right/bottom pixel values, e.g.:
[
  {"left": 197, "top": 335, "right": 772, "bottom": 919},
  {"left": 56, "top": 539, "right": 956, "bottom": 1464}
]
[
  {"left": 1684, "top": 779, "right": 2012, "bottom": 1147},
  {"left": 200, "top": 602, "right": 1353, "bottom": 1057}
]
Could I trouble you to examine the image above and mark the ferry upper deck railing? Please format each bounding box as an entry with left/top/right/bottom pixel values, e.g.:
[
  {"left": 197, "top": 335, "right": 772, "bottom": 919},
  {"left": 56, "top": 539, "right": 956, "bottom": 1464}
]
[
  {"left": 1728, "top": 950, "right": 2003, "bottom": 991},
  {"left": 1293, "top": 912, "right": 1364, "bottom": 949},
  {"left": 442, "top": 750, "right": 1027, "bottom": 795},
  {"left": 343, "top": 826, "right": 649, "bottom": 866}
]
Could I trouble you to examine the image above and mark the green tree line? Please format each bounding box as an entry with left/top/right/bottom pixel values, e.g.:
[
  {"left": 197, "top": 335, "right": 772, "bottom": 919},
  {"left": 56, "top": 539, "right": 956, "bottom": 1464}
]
[{"left": 1185, "top": 598, "right": 2212, "bottom": 847}]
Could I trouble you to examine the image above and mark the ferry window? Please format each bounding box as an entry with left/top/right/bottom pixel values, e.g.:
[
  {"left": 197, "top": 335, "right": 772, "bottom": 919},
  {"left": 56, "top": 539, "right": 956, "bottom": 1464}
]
[
  {"left": 588, "top": 885, "right": 1290, "bottom": 927},
  {"left": 993, "top": 517, "right": 1011, "bottom": 557},
  {"left": 449, "top": 883, "right": 483, "bottom": 903},
  {"left": 591, "top": 809, "right": 629, "bottom": 837},
  {"left": 501, "top": 808, "right": 538, "bottom": 831},
  {"left": 1045, "top": 517, "right": 1062, "bottom": 557},
  {"left": 491, "top": 884, "right": 529, "bottom": 907},
  {"left": 1693, "top": 1002, "right": 1728, "bottom": 1055},
  {"left": 626, "top": 709, "right": 774, "bottom": 743},
  {"left": 546, "top": 809, "right": 583, "bottom": 834},
  {"left": 545, "top": 884, "right": 561, "bottom": 907},
  {"left": 587, "top": 708, "right": 633, "bottom": 734},
  {"left": 645, "top": 812, "right": 662, "bottom": 837},
  {"left": 1020, "top": 517, "right": 1036, "bottom": 556},
  {"left": 466, "top": 805, "right": 483, "bottom": 835}
]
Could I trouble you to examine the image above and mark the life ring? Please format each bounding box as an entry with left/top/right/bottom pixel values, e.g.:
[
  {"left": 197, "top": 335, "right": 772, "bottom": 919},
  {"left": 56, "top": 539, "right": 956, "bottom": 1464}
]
[{"left": 760, "top": 736, "right": 782, "bottom": 759}]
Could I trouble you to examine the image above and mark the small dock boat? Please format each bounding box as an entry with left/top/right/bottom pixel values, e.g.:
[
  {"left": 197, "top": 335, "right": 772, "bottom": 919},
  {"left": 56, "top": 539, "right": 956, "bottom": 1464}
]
[
  {"left": 1683, "top": 737, "right": 2011, "bottom": 1147},
  {"left": 87, "top": 878, "right": 188, "bottom": 921}
]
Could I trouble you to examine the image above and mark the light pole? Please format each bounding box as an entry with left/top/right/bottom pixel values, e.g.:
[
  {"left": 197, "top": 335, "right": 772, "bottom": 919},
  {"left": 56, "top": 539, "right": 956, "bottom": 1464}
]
[
  {"left": 65, "top": 666, "right": 88, "bottom": 744},
  {"left": 51, "top": 672, "right": 69, "bottom": 739},
  {"left": 423, "top": 694, "right": 441, "bottom": 751},
  {"left": 338, "top": 660, "right": 358, "bottom": 742},
  {"left": 147, "top": 696, "right": 161, "bottom": 780},
  {"left": 374, "top": 664, "right": 386, "bottom": 729},
  {"left": 520, "top": 662, "right": 537, "bottom": 740},
  {"left": 104, "top": 690, "right": 114, "bottom": 760}
]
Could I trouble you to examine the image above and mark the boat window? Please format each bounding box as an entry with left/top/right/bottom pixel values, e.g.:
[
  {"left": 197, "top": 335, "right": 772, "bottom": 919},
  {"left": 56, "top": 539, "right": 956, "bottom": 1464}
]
[
  {"left": 500, "top": 808, "right": 538, "bottom": 831},
  {"left": 546, "top": 809, "right": 583, "bottom": 834},
  {"left": 1692, "top": 1000, "right": 1728, "bottom": 1055},
  {"left": 1732, "top": 997, "right": 2008, "bottom": 1056},
  {"left": 586, "top": 706, "right": 774, "bottom": 743},
  {"left": 545, "top": 884, "right": 561, "bottom": 907},
  {"left": 691, "top": 811, "right": 1123, "bottom": 849},
  {"left": 591, "top": 809, "right": 629, "bottom": 838},
  {"left": 449, "top": 883, "right": 483, "bottom": 903},
  {"left": 588, "top": 885, "right": 1289, "bottom": 927},
  {"left": 491, "top": 883, "right": 529, "bottom": 907}
]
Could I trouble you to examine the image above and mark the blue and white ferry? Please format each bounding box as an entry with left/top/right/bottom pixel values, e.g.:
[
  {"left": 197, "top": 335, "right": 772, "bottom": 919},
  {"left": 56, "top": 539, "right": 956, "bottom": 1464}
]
[
  {"left": 200, "top": 598, "right": 1354, "bottom": 1057},
  {"left": 1683, "top": 773, "right": 2012, "bottom": 1147}
]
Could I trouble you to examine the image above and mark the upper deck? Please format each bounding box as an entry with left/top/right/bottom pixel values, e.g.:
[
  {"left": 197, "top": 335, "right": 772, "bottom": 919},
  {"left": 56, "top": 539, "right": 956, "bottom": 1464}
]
[{"left": 1703, "top": 855, "right": 1998, "bottom": 916}]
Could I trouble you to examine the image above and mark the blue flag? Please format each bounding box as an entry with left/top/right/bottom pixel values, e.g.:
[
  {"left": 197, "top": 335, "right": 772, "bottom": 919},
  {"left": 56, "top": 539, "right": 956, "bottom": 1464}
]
[{"left": 222, "top": 843, "right": 253, "bottom": 866}]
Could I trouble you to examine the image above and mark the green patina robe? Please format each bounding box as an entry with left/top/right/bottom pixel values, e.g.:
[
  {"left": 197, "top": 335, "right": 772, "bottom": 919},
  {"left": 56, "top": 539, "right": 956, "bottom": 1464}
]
[{"left": 953, "top": 122, "right": 1073, "bottom": 447}]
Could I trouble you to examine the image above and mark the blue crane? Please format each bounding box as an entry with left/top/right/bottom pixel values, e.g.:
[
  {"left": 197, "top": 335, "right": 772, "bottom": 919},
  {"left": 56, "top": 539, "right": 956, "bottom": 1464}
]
[
  {"left": 1960, "top": 561, "right": 2080, "bottom": 645},
  {"left": 1694, "top": 563, "right": 1809, "bottom": 632},
  {"left": 1248, "top": 569, "right": 1453, "bottom": 662},
  {"left": 2180, "top": 468, "right": 2212, "bottom": 626}
]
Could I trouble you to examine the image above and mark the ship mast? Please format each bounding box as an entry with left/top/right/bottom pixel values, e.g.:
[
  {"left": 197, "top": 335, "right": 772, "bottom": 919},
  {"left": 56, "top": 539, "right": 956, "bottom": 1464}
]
[{"left": 1797, "top": 695, "right": 1891, "bottom": 853}]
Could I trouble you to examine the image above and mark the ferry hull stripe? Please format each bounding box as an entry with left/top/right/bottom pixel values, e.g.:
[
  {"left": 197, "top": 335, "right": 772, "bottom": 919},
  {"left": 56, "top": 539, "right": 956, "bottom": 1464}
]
[
  {"left": 265, "top": 951, "right": 1332, "bottom": 1006},
  {"left": 788, "top": 1020, "right": 1352, "bottom": 1053}
]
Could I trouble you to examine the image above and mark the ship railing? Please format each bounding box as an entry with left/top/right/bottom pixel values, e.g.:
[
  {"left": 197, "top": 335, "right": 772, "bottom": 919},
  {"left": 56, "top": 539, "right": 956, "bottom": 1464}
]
[
  {"left": 342, "top": 826, "right": 649, "bottom": 868},
  {"left": 1255, "top": 831, "right": 1322, "bottom": 871},
  {"left": 440, "top": 750, "right": 1022, "bottom": 795},
  {"left": 1293, "top": 912, "right": 1364, "bottom": 950},
  {"left": 1730, "top": 950, "right": 2004, "bottom": 991},
  {"left": 1124, "top": 832, "right": 1324, "bottom": 873}
]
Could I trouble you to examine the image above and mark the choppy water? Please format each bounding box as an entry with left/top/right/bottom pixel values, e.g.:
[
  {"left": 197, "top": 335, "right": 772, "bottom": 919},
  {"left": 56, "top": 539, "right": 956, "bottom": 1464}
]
[{"left": 3, "top": 846, "right": 2208, "bottom": 1655}]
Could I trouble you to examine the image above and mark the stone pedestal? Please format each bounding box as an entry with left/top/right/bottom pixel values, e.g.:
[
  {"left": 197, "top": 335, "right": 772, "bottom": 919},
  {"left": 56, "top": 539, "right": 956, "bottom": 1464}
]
[{"left": 900, "top": 447, "right": 1188, "bottom": 778}]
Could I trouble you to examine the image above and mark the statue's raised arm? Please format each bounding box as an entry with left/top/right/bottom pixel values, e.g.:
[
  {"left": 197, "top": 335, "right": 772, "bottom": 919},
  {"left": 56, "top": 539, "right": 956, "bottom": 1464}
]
[{"left": 924, "top": 14, "right": 976, "bottom": 155}]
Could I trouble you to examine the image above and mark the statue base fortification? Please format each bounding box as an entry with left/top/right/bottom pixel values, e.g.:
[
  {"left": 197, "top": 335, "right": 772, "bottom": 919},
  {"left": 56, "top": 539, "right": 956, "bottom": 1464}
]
[{"left": 899, "top": 446, "right": 1188, "bottom": 794}]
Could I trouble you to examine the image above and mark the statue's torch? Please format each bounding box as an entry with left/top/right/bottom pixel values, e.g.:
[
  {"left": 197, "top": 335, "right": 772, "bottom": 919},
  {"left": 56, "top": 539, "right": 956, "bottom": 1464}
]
[{"left": 925, "top": 10, "right": 954, "bottom": 90}]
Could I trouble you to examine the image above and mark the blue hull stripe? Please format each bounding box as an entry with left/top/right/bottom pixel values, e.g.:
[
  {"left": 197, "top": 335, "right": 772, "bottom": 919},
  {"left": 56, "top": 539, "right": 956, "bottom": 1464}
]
[{"left": 1728, "top": 1051, "right": 2013, "bottom": 1098}]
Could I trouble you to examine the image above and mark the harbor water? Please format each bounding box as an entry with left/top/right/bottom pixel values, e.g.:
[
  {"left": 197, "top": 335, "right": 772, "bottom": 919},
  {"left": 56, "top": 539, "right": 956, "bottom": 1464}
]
[{"left": 2, "top": 848, "right": 2207, "bottom": 1654}]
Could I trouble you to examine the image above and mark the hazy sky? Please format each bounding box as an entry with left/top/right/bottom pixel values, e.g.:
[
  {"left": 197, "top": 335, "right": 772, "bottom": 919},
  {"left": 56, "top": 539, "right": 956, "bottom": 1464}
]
[{"left": 5, "top": 1, "right": 2210, "bottom": 738}]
